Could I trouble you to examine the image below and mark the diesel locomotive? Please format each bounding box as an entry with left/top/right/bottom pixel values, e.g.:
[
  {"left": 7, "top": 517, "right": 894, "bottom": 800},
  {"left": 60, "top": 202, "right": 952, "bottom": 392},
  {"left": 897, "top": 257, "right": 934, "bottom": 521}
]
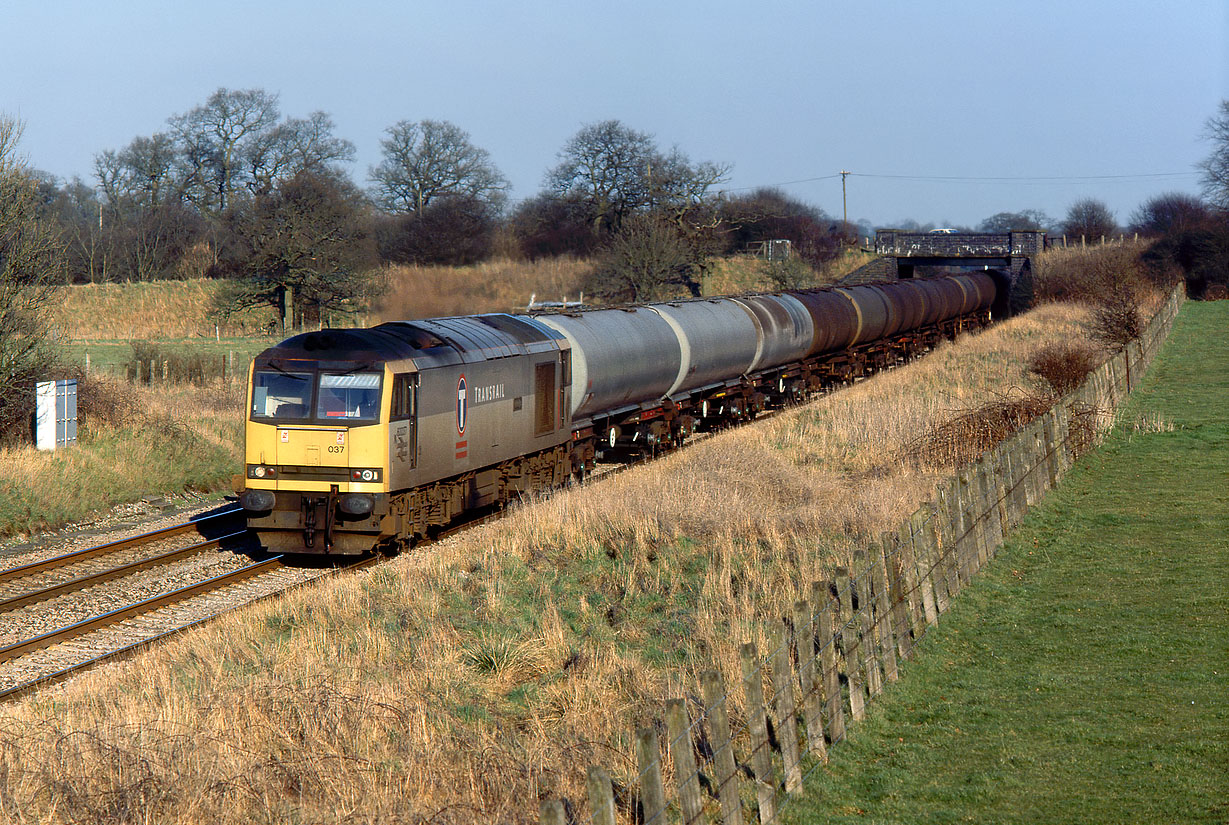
[{"left": 238, "top": 273, "right": 1004, "bottom": 554}]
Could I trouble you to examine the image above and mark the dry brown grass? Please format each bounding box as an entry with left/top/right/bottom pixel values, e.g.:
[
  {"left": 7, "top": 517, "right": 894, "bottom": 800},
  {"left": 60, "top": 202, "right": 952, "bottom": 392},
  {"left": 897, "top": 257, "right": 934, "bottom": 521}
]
[
  {"left": 702, "top": 247, "right": 870, "bottom": 296},
  {"left": 56, "top": 280, "right": 282, "bottom": 340},
  {"left": 373, "top": 258, "right": 592, "bottom": 320},
  {"left": 1031, "top": 241, "right": 1149, "bottom": 305},
  {"left": 0, "top": 301, "right": 1097, "bottom": 824}
]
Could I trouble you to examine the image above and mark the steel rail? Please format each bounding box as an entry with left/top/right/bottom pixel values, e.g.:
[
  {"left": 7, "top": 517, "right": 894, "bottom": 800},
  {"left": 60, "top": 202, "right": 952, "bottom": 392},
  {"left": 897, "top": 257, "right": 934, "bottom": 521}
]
[
  {"left": 0, "top": 530, "right": 249, "bottom": 613},
  {"left": 0, "top": 555, "right": 377, "bottom": 703},
  {"left": 0, "top": 506, "right": 243, "bottom": 587},
  {"left": 0, "top": 556, "right": 284, "bottom": 665}
]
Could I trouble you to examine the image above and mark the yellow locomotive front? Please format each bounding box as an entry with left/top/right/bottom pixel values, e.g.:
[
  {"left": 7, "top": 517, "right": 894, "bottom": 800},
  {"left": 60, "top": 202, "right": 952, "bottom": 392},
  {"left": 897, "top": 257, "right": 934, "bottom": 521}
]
[{"left": 240, "top": 344, "right": 398, "bottom": 554}]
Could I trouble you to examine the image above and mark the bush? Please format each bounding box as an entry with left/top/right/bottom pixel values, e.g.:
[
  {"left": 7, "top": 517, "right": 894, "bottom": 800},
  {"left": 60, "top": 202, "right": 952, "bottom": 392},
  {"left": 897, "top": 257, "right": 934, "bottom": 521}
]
[
  {"left": 1027, "top": 341, "right": 1103, "bottom": 396},
  {"left": 765, "top": 256, "right": 820, "bottom": 290},
  {"left": 1033, "top": 244, "right": 1148, "bottom": 304},
  {"left": 374, "top": 195, "right": 497, "bottom": 266},
  {"left": 903, "top": 391, "right": 1054, "bottom": 468},
  {"left": 1089, "top": 281, "right": 1143, "bottom": 348},
  {"left": 583, "top": 215, "right": 700, "bottom": 303},
  {"left": 1141, "top": 222, "right": 1229, "bottom": 299}
]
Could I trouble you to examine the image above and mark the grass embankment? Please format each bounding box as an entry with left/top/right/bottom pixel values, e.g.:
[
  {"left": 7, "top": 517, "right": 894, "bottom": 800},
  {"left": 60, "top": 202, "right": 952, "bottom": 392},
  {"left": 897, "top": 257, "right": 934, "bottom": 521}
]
[
  {"left": 788, "top": 300, "right": 1229, "bottom": 824},
  {"left": 57, "top": 279, "right": 280, "bottom": 340},
  {"left": 372, "top": 257, "right": 592, "bottom": 319},
  {"left": 0, "top": 301, "right": 1102, "bottom": 824},
  {"left": 0, "top": 379, "right": 245, "bottom": 538}
]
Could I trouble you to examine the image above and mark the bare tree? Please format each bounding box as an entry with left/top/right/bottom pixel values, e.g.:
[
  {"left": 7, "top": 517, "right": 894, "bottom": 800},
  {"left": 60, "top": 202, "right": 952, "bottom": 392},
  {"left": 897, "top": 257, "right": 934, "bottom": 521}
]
[
  {"left": 1060, "top": 198, "right": 1117, "bottom": 240},
  {"left": 169, "top": 87, "right": 281, "bottom": 215},
  {"left": 213, "top": 171, "right": 375, "bottom": 330},
  {"left": 244, "top": 111, "right": 355, "bottom": 197},
  {"left": 95, "top": 133, "right": 180, "bottom": 208},
  {"left": 1198, "top": 100, "right": 1229, "bottom": 211},
  {"left": 587, "top": 214, "right": 699, "bottom": 302},
  {"left": 369, "top": 119, "right": 508, "bottom": 214},
  {"left": 1129, "top": 192, "right": 1211, "bottom": 236},
  {"left": 647, "top": 147, "right": 731, "bottom": 228},
  {"left": 976, "top": 210, "right": 1051, "bottom": 233},
  {"left": 547, "top": 120, "right": 656, "bottom": 233},
  {"left": 0, "top": 114, "right": 64, "bottom": 438}
]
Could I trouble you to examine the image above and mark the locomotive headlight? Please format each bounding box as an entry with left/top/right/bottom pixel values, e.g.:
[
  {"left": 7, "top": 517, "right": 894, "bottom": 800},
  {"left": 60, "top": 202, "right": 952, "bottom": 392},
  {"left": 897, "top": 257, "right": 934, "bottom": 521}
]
[
  {"left": 248, "top": 464, "right": 276, "bottom": 479},
  {"left": 350, "top": 468, "right": 381, "bottom": 482}
]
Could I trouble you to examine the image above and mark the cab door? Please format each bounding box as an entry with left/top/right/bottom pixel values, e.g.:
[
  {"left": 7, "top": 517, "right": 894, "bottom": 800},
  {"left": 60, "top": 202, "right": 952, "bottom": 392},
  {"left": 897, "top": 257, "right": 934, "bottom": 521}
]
[{"left": 389, "top": 372, "right": 418, "bottom": 488}]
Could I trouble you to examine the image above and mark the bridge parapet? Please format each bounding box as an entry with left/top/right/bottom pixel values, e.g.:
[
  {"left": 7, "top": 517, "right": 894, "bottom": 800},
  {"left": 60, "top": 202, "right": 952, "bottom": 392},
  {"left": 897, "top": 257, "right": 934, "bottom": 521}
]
[{"left": 874, "top": 230, "right": 1044, "bottom": 258}]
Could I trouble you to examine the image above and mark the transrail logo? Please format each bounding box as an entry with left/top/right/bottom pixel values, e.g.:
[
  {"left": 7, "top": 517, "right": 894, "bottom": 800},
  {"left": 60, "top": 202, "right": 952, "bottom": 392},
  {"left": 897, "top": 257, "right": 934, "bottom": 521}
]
[
  {"left": 474, "top": 383, "right": 506, "bottom": 404},
  {"left": 456, "top": 374, "right": 467, "bottom": 436}
]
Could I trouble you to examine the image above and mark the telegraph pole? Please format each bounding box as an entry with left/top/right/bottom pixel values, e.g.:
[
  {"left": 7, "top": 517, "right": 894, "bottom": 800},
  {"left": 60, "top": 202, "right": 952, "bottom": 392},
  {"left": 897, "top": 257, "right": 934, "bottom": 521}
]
[{"left": 840, "top": 170, "right": 850, "bottom": 228}]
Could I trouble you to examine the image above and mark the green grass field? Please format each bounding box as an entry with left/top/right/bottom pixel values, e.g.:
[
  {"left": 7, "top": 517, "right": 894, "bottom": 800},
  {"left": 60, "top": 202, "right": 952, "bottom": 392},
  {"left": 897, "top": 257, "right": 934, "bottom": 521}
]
[{"left": 788, "top": 300, "right": 1228, "bottom": 824}]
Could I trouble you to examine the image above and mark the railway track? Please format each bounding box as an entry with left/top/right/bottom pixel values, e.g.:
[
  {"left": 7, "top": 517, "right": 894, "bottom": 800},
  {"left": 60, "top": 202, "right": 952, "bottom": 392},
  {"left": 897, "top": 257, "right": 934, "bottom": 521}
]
[
  {"left": 0, "top": 508, "right": 375, "bottom": 702},
  {"left": 0, "top": 341, "right": 921, "bottom": 704}
]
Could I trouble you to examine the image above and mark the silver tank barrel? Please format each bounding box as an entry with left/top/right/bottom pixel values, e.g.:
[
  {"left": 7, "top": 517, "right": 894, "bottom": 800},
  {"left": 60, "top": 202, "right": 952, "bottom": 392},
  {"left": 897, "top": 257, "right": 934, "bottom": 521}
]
[{"left": 527, "top": 308, "right": 682, "bottom": 420}]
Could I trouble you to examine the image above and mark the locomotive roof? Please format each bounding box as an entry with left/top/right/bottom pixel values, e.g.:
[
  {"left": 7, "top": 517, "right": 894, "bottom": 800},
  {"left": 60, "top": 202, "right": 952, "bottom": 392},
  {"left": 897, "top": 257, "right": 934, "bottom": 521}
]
[{"left": 254, "top": 313, "right": 564, "bottom": 369}]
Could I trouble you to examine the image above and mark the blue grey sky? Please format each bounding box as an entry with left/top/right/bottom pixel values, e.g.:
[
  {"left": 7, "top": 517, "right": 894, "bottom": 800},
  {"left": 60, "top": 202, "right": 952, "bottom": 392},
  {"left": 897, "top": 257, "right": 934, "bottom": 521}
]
[{"left": 3, "top": 0, "right": 1225, "bottom": 229}]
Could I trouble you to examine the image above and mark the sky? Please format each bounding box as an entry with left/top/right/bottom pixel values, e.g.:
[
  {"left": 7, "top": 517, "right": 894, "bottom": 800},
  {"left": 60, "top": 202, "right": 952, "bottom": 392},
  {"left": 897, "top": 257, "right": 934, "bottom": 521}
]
[{"left": 3, "top": 0, "right": 1226, "bottom": 230}]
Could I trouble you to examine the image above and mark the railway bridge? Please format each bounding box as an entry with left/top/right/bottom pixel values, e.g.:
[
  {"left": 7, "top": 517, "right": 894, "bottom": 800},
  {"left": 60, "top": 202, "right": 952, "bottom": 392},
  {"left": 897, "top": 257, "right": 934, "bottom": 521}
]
[{"left": 870, "top": 229, "right": 1044, "bottom": 316}]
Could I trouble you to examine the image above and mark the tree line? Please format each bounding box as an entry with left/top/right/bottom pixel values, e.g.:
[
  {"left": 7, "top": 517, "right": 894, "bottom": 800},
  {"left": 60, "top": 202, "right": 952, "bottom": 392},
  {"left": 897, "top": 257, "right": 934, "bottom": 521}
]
[
  {"left": 16, "top": 89, "right": 1229, "bottom": 326},
  {"left": 24, "top": 88, "right": 874, "bottom": 319}
]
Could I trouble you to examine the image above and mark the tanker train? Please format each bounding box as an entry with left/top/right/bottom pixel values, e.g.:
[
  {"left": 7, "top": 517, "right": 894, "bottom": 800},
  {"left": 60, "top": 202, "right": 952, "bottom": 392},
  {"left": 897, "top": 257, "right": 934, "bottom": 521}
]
[{"left": 238, "top": 272, "right": 1004, "bottom": 554}]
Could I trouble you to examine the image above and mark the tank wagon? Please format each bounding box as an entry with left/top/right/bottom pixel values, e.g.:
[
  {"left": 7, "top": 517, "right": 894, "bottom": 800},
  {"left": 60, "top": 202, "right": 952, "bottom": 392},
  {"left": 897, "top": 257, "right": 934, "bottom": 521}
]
[{"left": 239, "top": 272, "right": 1002, "bottom": 554}]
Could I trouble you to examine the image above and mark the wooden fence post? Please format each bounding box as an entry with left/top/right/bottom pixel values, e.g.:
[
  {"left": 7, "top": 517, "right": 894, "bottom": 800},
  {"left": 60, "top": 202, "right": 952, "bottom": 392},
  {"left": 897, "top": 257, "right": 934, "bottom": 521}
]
[
  {"left": 1020, "top": 429, "right": 1038, "bottom": 509},
  {"left": 1042, "top": 410, "right": 1060, "bottom": 490},
  {"left": 967, "top": 464, "right": 987, "bottom": 573},
  {"left": 665, "top": 699, "right": 705, "bottom": 824},
  {"left": 936, "top": 480, "right": 961, "bottom": 597},
  {"left": 852, "top": 553, "right": 884, "bottom": 698},
  {"left": 635, "top": 727, "right": 667, "bottom": 825},
  {"left": 922, "top": 503, "right": 950, "bottom": 616},
  {"left": 896, "top": 519, "right": 926, "bottom": 639},
  {"left": 951, "top": 474, "right": 973, "bottom": 587},
  {"left": 586, "top": 766, "right": 618, "bottom": 825},
  {"left": 539, "top": 800, "right": 567, "bottom": 825},
  {"left": 771, "top": 626, "right": 804, "bottom": 795},
  {"left": 991, "top": 446, "right": 1010, "bottom": 543},
  {"left": 701, "top": 670, "right": 744, "bottom": 825},
  {"left": 885, "top": 534, "right": 916, "bottom": 661},
  {"left": 814, "top": 586, "right": 846, "bottom": 744},
  {"left": 740, "top": 643, "right": 777, "bottom": 823},
  {"left": 793, "top": 599, "right": 829, "bottom": 762},
  {"left": 1053, "top": 402, "right": 1072, "bottom": 478},
  {"left": 910, "top": 508, "right": 940, "bottom": 625},
  {"left": 869, "top": 542, "right": 899, "bottom": 682},
  {"left": 976, "top": 458, "right": 999, "bottom": 562},
  {"left": 834, "top": 568, "right": 866, "bottom": 721},
  {"left": 1009, "top": 436, "right": 1029, "bottom": 523}
]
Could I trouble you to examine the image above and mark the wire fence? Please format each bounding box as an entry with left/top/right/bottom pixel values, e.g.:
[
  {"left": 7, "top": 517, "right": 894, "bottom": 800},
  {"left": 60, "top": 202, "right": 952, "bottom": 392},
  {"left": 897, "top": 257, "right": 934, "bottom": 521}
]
[{"left": 538, "top": 284, "right": 1184, "bottom": 825}]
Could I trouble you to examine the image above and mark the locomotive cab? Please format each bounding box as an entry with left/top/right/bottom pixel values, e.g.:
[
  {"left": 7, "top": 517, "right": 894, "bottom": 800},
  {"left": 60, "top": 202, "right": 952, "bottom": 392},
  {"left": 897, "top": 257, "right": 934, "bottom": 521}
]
[
  {"left": 239, "top": 317, "right": 572, "bottom": 555},
  {"left": 240, "top": 355, "right": 404, "bottom": 554}
]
